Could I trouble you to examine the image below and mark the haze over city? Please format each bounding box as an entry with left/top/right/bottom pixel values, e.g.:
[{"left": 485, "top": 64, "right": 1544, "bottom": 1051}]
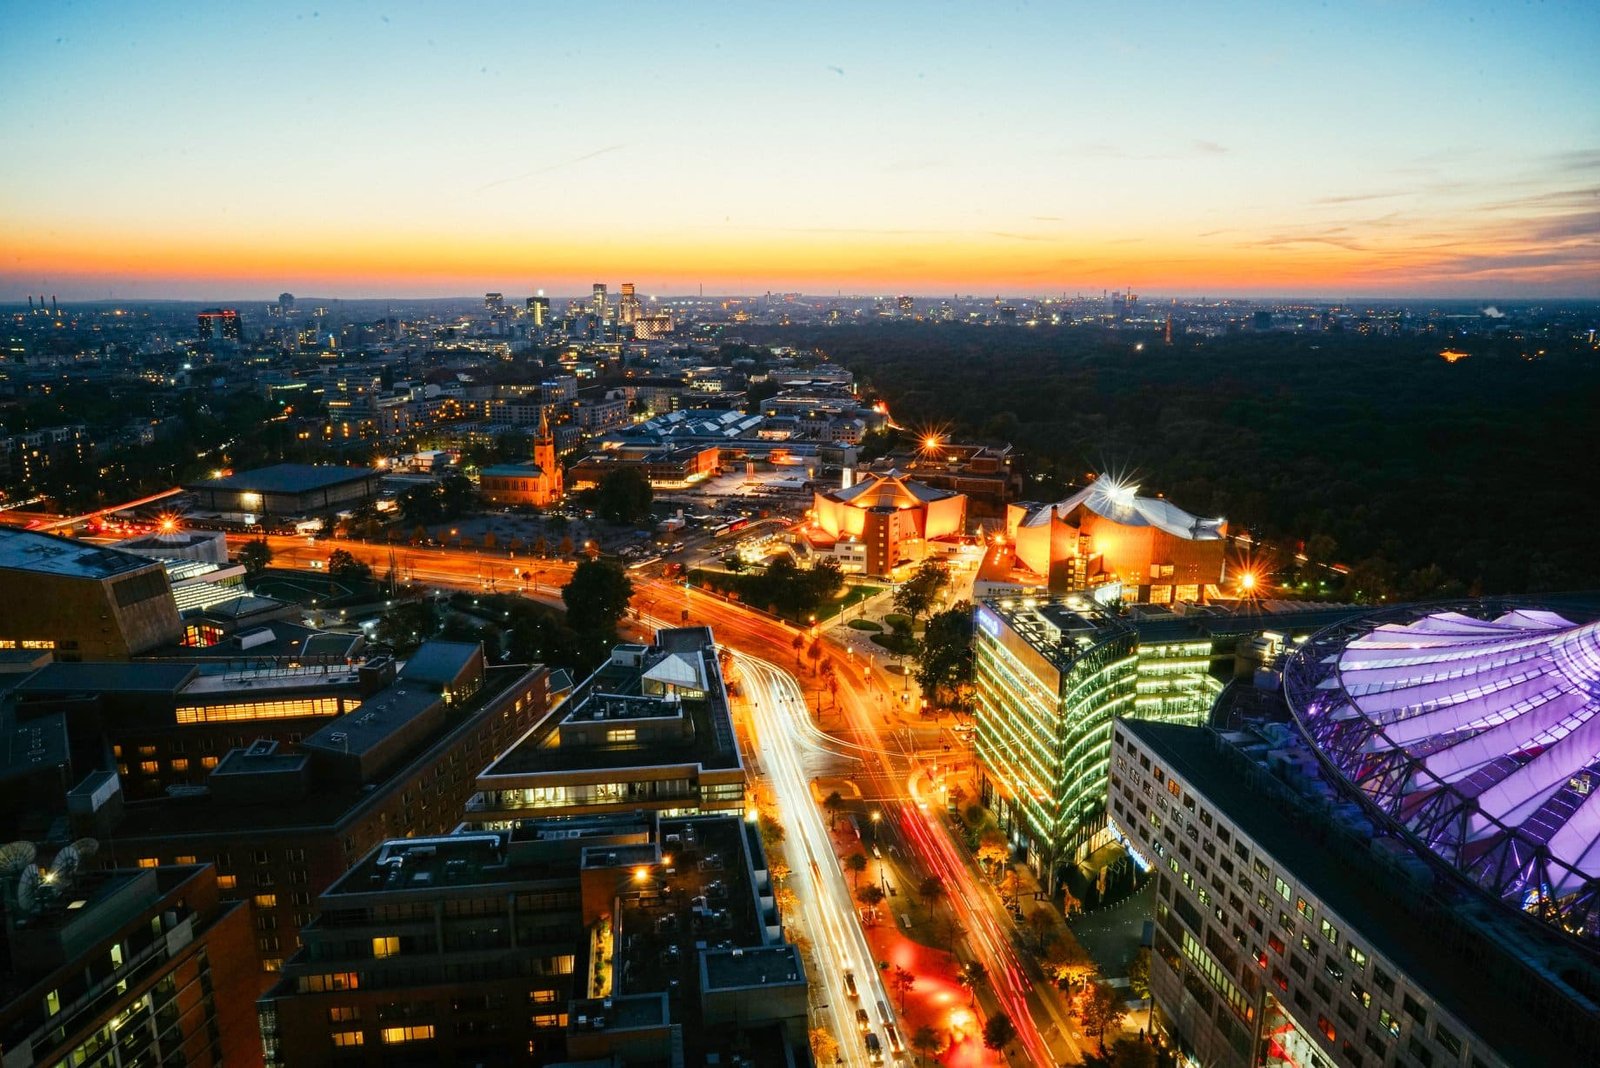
[{"left": 3, "top": 0, "right": 1597, "bottom": 300}]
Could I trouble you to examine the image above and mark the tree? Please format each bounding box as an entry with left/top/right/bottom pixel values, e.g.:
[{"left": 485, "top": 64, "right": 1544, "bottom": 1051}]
[
  {"left": 1127, "top": 946, "right": 1151, "bottom": 1001},
  {"left": 1026, "top": 906, "right": 1055, "bottom": 953},
  {"left": 982, "top": 1011, "right": 1016, "bottom": 1053},
  {"left": 1104, "top": 1038, "right": 1158, "bottom": 1068},
  {"left": 823, "top": 791, "right": 844, "bottom": 829},
  {"left": 857, "top": 884, "right": 886, "bottom": 908},
  {"left": 375, "top": 599, "right": 435, "bottom": 657},
  {"left": 888, "top": 965, "right": 916, "bottom": 1012},
  {"left": 758, "top": 815, "right": 786, "bottom": 849},
  {"left": 791, "top": 631, "right": 805, "bottom": 666},
  {"left": 959, "top": 960, "right": 987, "bottom": 1005},
  {"left": 562, "top": 559, "right": 634, "bottom": 638},
  {"left": 595, "top": 466, "right": 653, "bottom": 525},
  {"left": 893, "top": 559, "right": 949, "bottom": 622},
  {"left": 809, "top": 1027, "right": 839, "bottom": 1066},
  {"left": 238, "top": 538, "right": 272, "bottom": 576},
  {"left": 326, "top": 548, "right": 372, "bottom": 584},
  {"left": 1045, "top": 931, "right": 1097, "bottom": 997},
  {"left": 918, "top": 874, "right": 945, "bottom": 910},
  {"left": 845, "top": 851, "right": 868, "bottom": 889},
  {"left": 976, "top": 829, "right": 1009, "bottom": 878},
  {"left": 914, "top": 603, "right": 975, "bottom": 707},
  {"left": 910, "top": 1025, "right": 944, "bottom": 1066},
  {"left": 1081, "top": 981, "right": 1127, "bottom": 1048}
]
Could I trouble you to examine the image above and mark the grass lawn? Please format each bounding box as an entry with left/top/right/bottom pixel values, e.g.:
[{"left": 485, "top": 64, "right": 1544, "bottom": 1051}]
[{"left": 847, "top": 619, "right": 883, "bottom": 632}]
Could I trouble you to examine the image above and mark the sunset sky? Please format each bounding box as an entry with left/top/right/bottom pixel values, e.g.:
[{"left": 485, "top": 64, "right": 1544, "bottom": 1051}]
[{"left": 3, "top": 1, "right": 1596, "bottom": 300}]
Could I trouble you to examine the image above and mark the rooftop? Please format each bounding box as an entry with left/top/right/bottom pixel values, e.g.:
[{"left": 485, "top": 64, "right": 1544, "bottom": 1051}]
[
  {"left": 108, "top": 665, "right": 534, "bottom": 837},
  {"left": 185, "top": 463, "right": 377, "bottom": 494},
  {"left": 1286, "top": 601, "right": 1600, "bottom": 940},
  {"left": 1019, "top": 479, "right": 1225, "bottom": 540},
  {"left": 14, "top": 661, "right": 197, "bottom": 697},
  {"left": 701, "top": 944, "right": 805, "bottom": 991},
  {"left": 0, "top": 528, "right": 160, "bottom": 580},
  {"left": 1121, "top": 718, "right": 1596, "bottom": 1067}
]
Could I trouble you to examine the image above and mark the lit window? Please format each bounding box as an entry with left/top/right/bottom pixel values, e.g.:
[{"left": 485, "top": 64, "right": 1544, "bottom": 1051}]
[
  {"left": 605, "top": 728, "right": 638, "bottom": 743},
  {"left": 328, "top": 1006, "right": 360, "bottom": 1023},
  {"left": 380, "top": 1025, "right": 434, "bottom": 1044},
  {"left": 372, "top": 936, "right": 400, "bottom": 959},
  {"left": 137, "top": 857, "right": 159, "bottom": 869},
  {"left": 139, "top": 761, "right": 159, "bottom": 775},
  {"left": 202, "top": 755, "right": 219, "bottom": 769},
  {"left": 217, "top": 875, "right": 238, "bottom": 890},
  {"left": 1320, "top": 918, "right": 1340, "bottom": 946},
  {"left": 171, "top": 758, "right": 190, "bottom": 772},
  {"left": 254, "top": 894, "right": 278, "bottom": 909},
  {"left": 332, "top": 1031, "right": 364, "bottom": 1047},
  {"left": 1296, "top": 897, "right": 1315, "bottom": 921},
  {"left": 174, "top": 855, "right": 196, "bottom": 865},
  {"left": 1274, "top": 876, "right": 1292, "bottom": 901}
]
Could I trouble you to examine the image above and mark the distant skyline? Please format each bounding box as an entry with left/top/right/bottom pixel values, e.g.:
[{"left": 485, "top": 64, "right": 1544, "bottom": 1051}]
[{"left": 3, "top": 1, "right": 1597, "bottom": 300}]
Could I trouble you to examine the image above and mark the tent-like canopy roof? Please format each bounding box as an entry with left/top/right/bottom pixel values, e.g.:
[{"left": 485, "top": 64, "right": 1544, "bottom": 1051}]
[{"left": 1020, "top": 480, "right": 1224, "bottom": 540}]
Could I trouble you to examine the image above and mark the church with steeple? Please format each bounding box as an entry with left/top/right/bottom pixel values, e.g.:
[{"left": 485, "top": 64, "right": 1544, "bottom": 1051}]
[{"left": 478, "top": 408, "right": 565, "bottom": 507}]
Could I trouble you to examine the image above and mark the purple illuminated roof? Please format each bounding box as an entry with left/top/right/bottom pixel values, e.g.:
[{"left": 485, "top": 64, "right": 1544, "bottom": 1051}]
[{"left": 1287, "top": 606, "right": 1600, "bottom": 941}]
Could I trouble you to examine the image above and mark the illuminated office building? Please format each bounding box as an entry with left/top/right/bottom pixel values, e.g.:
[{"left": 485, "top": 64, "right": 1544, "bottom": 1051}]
[
  {"left": 973, "top": 597, "right": 1362, "bottom": 890},
  {"left": 591, "top": 283, "right": 608, "bottom": 321},
  {"left": 196, "top": 308, "right": 243, "bottom": 343},
  {"left": 619, "top": 282, "right": 640, "bottom": 325}
]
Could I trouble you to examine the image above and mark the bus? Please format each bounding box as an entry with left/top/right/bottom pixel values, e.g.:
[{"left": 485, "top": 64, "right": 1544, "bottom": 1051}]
[{"left": 711, "top": 517, "right": 750, "bottom": 539}]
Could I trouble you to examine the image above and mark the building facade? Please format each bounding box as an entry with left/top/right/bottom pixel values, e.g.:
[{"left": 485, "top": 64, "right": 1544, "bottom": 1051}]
[
  {"left": 0, "top": 529, "right": 182, "bottom": 659},
  {"left": 465, "top": 628, "right": 745, "bottom": 827},
  {"left": 810, "top": 471, "right": 967, "bottom": 578},
  {"left": 1005, "top": 479, "right": 1227, "bottom": 603},
  {"left": 1110, "top": 717, "right": 1600, "bottom": 1068},
  {"left": 0, "top": 862, "right": 260, "bottom": 1068},
  {"left": 477, "top": 411, "right": 563, "bottom": 507},
  {"left": 972, "top": 597, "right": 1365, "bottom": 889}
]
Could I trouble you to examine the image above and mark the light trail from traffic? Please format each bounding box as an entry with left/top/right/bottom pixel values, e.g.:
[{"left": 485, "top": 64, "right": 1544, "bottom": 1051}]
[{"left": 738, "top": 650, "right": 899, "bottom": 1068}]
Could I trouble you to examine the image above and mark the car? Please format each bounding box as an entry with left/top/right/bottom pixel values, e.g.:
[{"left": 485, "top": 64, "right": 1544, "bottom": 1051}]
[
  {"left": 843, "top": 971, "right": 859, "bottom": 999},
  {"left": 863, "top": 1031, "right": 883, "bottom": 1064},
  {"left": 855, "top": 1007, "right": 870, "bottom": 1033}
]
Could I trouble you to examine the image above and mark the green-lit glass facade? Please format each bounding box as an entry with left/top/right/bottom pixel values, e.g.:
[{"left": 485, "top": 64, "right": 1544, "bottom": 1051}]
[{"left": 974, "top": 600, "right": 1222, "bottom": 889}]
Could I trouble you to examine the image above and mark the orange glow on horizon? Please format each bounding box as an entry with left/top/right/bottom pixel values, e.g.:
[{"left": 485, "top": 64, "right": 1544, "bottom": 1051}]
[{"left": 7, "top": 212, "right": 1583, "bottom": 297}]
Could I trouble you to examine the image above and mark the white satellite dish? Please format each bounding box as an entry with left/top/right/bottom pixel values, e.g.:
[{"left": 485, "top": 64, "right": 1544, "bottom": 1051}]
[
  {"left": 0, "top": 840, "right": 37, "bottom": 875},
  {"left": 16, "top": 865, "right": 41, "bottom": 912}
]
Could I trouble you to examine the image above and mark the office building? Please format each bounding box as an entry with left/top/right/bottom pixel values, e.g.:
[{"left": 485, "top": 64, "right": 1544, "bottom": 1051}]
[
  {"left": 184, "top": 464, "right": 381, "bottom": 523},
  {"left": 0, "top": 529, "right": 182, "bottom": 660},
  {"left": 619, "top": 282, "right": 640, "bottom": 325},
  {"left": 483, "top": 292, "right": 504, "bottom": 315},
  {"left": 466, "top": 627, "right": 745, "bottom": 826},
  {"left": 0, "top": 859, "right": 260, "bottom": 1068},
  {"left": 567, "top": 443, "right": 719, "bottom": 491},
  {"left": 196, "top": 308, "right": 244, "bottom": 343},
  {"left": 42, "top": 643, "right": 551, "bottom": 974},
  {"left": 258, "top": 811, "right": 804, "bottom": 1066},
  {"left": 477, "top": 409, "right": 564, "bottom": 508},
  {"left": 809, "top": 470, "right": 966, "bottom": 577},
  {"left": 1004, "top": 478, "right": 1227, "bottom": 603},
  {"left": 526, "top": 294, "right": 550, "bottom": 328},
  {"left": 973, "top": 596, "right": 1364, "bottom": 889},
  {"left": 1111, "top": 708, "right": 1600, "bottom": 1067},
  {"left": 591, "top": 283, "right": 608, "bottom": 321}
]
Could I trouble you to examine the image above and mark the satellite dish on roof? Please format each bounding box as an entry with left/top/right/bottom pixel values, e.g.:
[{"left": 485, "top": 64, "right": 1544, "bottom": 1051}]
[
  {"left": 0, "top": 840, "right": 36, "bottom": 875},
  {"left": 71, "top": 838, "right": 99, "bottom": 862},
  {"left": 49, "top": 844, "right": 81, "bottom": 887},
  {"left": 16, "top": 864, "right": 41, "bottom": 912}
]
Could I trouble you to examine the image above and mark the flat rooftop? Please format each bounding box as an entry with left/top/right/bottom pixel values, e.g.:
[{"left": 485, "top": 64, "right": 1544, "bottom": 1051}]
[
  {"left": 109, "top": 665, "right": 532, "bottom": 837},
  {"left": 701, "top": 944, "right": 804, "bottom": 991},
  {"left": 14, "top": 661, "right": 197, "bottom": 697},
  {"left": 1121, "top": 719, "right": 1595, "bottom": 1068},
  {"left": 0, "top": 528, "right": 158, "bottom": 580},
  {"left": 483, "top": 629, "right": 738, "bottom": 777},
  {"left": 301, "top": 686, "right": 438, "bottom": 758},
  {"left": 186, "top": 463, "right": 377, "bottom": 494}
]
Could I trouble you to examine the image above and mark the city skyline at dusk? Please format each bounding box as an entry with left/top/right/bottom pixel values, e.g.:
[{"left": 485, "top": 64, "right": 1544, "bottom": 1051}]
[{"left": 3, "top": 0, "right": 1597, "bottom": 300}]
